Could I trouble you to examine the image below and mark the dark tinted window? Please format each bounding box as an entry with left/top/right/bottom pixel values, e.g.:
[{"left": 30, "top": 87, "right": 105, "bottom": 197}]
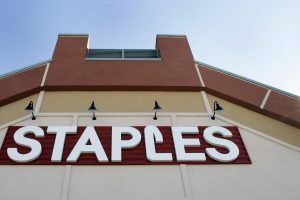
[
  {"left": 88, "top": 49, "right": 122, "bottom": 58},
  {"left": 87, "top": 49, "right": 159, "bottom": 59},
  {"left": 124, "top": 50, "right": 158, "bottom": 58}
]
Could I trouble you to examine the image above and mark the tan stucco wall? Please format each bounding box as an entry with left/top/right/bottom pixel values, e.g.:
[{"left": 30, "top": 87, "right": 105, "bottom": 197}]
[
  {"left": 0, "top": 94, "right": 39, "bottom": 126},
  {"left": 207, "top": 94, "right": 300, "bottom": 147},
  {"left": 1, "top": 92, "right": 299, "bottom": 148},
  {"left": 40, "top": 91, "right": 206, "bottom": 113}
]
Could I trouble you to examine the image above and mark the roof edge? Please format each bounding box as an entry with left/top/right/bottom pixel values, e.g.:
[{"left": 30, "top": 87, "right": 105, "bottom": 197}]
[
  {"left": 157, "top": 34, "right": 187, "bottom": 38},
  {"left": 58, "top": 33, "right": 89, "bottom": 37},
  {"left": 195, "top": 60, "right": 300, "bottom": 99},
  {"left": 0, "top": 59, "right": 52, "bottom": 79}
]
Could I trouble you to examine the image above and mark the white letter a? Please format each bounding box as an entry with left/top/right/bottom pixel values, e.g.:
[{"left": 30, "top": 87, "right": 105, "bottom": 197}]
[{"left": 67, "top": 127, "right": 108, "bottom": 162}]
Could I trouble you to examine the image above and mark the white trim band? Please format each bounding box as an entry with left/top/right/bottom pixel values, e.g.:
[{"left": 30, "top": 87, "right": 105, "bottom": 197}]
[{"left": 260, "top": 89, "right": 271, "bottom": 109}]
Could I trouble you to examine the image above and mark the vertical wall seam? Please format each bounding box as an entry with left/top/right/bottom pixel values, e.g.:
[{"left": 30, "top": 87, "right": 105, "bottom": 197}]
[
  {"left": 195, "top": 63, "right": 211, "bottom": 116},
  {"left": 171, "top": 114, "right": 193, "bottom": 200},
  {"left": 260, "top": 89, "right": 271, "bottom": 109},
  {"left": 60, "top": 165, "right": 72, "bottom": 200},
  {"left": 194, "top": 64, "right": 205, "bottom": 87},
  {"left": 41, "top": 62, "right": 50, "bottom": 87},
  {"left": 60, "top": 115, "right": 78, "bottom": 200},
  {"left": 72, "top": 115, "right": 79, "bottom": 125},
  {"left": 171, "top": 114, "right": 178, "bottom": 126},
  {"left": 180, "top": 164, "right": 193, "bottom": 200},
  {"left": 34, "top": 91, "right": 45, "bottom": 115},
  {"left": 201, "top": 91, "right": 213, "bottom": 114}
]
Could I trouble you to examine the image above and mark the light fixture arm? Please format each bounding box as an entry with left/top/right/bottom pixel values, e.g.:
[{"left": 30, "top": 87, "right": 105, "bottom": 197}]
[
  {"left": 31, "top": 112, "right": 36, "bottom": 120},
  {"left": 88, "top": 101, "right": 97, "bottom": 120},
  {"left": 211, "top": 112, "right": 216, "bottom": 120},
  {"left": 153, "top": 112, "right": 158, "bottom": 120},
  {"left": 213, "top": 101, "right": 217, "bottom": 111},
  {"left": 152, "top": 100, "right": 162, "bottom": 120},
  {"left": 211, "top": 101, "right": 218, "bottom": 120},
  {"left": 211, "top": 100, "right": 223, "bottom": 120},
  {"left": 25, "top": 101, "right": 36, "bottom": 120}
]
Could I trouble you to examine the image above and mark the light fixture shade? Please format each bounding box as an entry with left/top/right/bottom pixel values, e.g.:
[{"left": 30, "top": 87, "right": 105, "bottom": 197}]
[
  {"left": 25, "top": 101, "right": 34, "bottom": 113},
  {"left": 215, "top": 102, "right": 223, "bottom": 112},
  {"left": 88, "top": 101, "right": 97, "bottom": 113},
  {"left": 153, "top": 100, "right": 162, "bottom": 112}
]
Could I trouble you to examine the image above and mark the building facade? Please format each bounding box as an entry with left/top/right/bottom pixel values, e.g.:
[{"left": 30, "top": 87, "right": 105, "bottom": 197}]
[{"left": 0, "top": 34, "right": 299, "bottom": 200}]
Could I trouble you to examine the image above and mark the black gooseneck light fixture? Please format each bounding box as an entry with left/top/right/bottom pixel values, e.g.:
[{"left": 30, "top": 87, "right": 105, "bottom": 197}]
[
  {"left": 88, "top": 101, "right": 97, "bottom": 120},
  {"left": 153, "top": 100, "right": 162, "bottom": 120},
  {"left": 25, "top": 101, "right": 36, "bottom": 120},
  {"left": 211, "top": 101, "right": 223, "bottom": 120}
]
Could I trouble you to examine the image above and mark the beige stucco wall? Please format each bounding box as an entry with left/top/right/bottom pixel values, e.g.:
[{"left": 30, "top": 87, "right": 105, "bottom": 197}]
[
  {"left": 69, "top": 165, "right": 185, "bottom": 200},
  {"left": 0, "top": 166, "right": 65, "bottom": 200},
  {"left": 0, "top": 94, "right": 39, "bottom": 126},
  {"left": 188, "top": 128, "right": 300, "bottom": 200},
  {"left": 40, "top": 91, "right": 206, "bottom": 113},
  {"left": 207, "top": 94, "right": 300, "bottom": 147}
]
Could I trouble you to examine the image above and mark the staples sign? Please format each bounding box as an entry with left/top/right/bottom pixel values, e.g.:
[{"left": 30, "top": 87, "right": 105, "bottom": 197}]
[{"left": 0, "top": 126, "right": 251, "bottom": 165}]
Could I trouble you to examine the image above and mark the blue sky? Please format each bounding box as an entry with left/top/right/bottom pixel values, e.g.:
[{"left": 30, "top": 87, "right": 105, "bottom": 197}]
[{"left": 0, "top": 0, "right": 299, "bottom": 95}]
